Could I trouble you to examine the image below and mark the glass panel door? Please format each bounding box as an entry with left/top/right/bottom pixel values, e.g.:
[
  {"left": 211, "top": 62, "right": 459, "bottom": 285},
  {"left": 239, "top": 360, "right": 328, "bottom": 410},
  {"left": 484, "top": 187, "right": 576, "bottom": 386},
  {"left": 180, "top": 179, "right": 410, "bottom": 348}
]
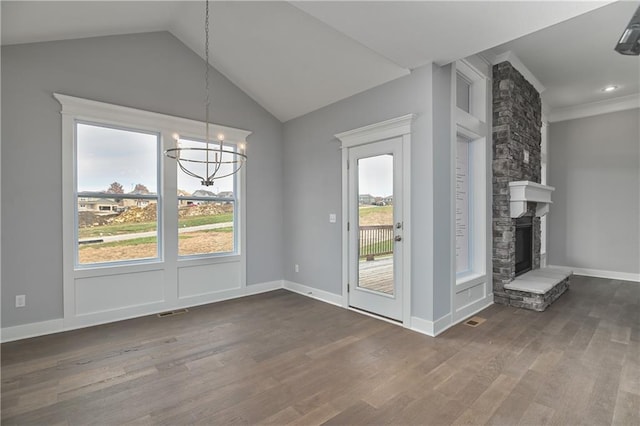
[{"left": 348, "top": 138, "right": 403, "bottom": 321}]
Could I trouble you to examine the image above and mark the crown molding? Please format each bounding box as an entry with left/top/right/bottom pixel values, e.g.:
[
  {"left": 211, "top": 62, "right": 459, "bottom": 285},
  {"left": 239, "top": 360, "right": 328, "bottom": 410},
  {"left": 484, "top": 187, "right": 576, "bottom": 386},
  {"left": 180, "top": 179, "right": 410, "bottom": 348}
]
[
  {"left": 548, "top": 93, "right": 640, "bottom": 123},
  {"left": 493, "top": 51, "right": 546, "bottom": 94},
  {"left": 334, "top": 113, "right": 415, "bottom": 148}
]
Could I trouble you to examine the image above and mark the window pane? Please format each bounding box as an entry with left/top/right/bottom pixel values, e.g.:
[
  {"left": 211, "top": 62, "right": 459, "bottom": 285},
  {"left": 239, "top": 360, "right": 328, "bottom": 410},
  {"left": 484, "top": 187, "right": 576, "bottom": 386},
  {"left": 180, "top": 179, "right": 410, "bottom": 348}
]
[
  {"left": 77, "top": 123, "right": 158, "bottom": 194},
  {"left": 77, "top": 198, "right": 158, "bottom": 264},
  {"left": 176, "top": 138, "right": 236, "bottom": 196},
  {"left": 178, "top": 200, "right": 234, "bottom": 256},
  {"left": 76, "top": 122, "right": 159, "bottom": 265},
  {"left": 456, "top": 136, "right": 471, "bottom": 274},
  {"left": 456, "top": 73, "right": 471, "bottom": 113}
]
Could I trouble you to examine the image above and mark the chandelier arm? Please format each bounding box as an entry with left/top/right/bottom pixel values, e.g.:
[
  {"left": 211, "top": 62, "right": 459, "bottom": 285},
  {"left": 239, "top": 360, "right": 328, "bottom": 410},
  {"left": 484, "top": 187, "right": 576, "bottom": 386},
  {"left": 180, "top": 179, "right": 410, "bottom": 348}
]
[
  {"left": 165, "top": 147, "right": 246, "bottom": 164},
  {"left": 177, "top": 160, "right": 205, "bottom": 182},
  {"left": 207, "top": 140, "right": 224, "bottom": 182}
]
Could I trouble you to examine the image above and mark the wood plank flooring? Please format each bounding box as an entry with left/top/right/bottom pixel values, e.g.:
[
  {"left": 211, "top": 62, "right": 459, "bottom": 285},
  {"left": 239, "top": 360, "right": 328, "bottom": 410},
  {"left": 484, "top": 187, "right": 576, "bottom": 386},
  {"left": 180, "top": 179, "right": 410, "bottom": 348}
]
[{"left": 2, "top": 275, "right": 639, "bottom": 425}]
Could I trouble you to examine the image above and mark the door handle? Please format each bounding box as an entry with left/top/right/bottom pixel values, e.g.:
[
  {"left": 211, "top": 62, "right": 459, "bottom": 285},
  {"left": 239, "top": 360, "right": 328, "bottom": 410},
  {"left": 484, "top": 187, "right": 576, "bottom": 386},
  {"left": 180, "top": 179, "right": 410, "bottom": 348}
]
[{"left": 394, "top": 235, "right": 402, "bottom": 242}]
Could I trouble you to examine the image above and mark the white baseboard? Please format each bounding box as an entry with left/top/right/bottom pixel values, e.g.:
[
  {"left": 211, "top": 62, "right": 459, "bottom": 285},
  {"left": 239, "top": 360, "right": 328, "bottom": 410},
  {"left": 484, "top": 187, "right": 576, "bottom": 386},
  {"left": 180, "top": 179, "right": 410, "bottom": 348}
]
[
  {"left": 548, "top": 265, "right": 640, "bottom": 283},
  {"left": 411, "top": 297, "right": 494, "bottom": 338},
  {"left": 410, "top": 316, "right": 436, "bottom": 337},
  {"left": 411, "top": 313, "right": 455, "bottom": 337},
  {"left": 1, "top": 280, "right": 283, "bottom": 343},
  {"left": 282, "top": 280, "right": 343, "bottom": 306},
  {"left": 1, "top": 319, "right": 65, "bottom": 343}
]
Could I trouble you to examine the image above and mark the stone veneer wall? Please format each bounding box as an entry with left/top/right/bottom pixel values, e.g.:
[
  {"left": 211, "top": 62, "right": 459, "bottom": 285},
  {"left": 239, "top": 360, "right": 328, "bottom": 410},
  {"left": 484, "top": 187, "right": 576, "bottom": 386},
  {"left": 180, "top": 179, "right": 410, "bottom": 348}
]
[{"left": 492, "top": 61, "right": 542, "bottom": 305}]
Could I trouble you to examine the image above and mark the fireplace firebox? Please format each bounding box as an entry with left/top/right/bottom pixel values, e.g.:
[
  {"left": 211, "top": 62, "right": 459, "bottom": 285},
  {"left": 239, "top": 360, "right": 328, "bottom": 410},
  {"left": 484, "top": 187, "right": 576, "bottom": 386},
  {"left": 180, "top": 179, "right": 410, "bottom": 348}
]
[{"left": 515, "top": 217, "right": 533, "bottom": 277}]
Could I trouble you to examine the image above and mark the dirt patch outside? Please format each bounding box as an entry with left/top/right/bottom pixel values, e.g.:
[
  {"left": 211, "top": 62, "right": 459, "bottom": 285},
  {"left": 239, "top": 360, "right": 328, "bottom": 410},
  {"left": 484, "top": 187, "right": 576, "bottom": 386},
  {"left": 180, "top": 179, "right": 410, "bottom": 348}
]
[{"left": 78, "top": 230, "right": 233, "bottom": 264}]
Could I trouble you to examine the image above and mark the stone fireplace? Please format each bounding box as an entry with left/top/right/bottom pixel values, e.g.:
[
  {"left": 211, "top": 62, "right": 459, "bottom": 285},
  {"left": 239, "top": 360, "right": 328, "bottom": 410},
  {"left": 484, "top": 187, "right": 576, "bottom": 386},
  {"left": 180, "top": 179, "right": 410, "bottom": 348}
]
[
  {"left": 492, "top": 61, "right": 570, "bottom": 311},
  {"left": 492, "top": 61, "right": 542, "bottom": 305}
]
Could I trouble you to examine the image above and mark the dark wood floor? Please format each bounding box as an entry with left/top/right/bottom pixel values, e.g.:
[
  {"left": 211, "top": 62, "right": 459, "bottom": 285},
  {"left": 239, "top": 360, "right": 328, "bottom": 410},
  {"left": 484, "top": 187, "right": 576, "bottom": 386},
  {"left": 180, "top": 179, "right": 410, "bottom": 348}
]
[{"left": 2, "top": 275, "right": 639, "bottom": 425}]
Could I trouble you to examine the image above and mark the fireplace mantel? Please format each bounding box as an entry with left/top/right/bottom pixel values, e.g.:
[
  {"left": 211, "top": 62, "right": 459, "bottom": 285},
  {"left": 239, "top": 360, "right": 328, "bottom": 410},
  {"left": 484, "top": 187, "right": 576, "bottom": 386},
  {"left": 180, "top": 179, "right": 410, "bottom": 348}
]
[{"left": 508, "top": 181, "right": 555, "bottom": 218}]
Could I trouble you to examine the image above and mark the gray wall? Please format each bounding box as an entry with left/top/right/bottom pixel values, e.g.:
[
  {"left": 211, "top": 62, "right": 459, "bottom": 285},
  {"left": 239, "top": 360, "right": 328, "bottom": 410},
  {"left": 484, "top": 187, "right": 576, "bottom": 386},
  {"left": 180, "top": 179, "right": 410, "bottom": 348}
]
[
  {"left": 1, "top": 32, "right": 284, "bottom": 327},
  {"left": 283, "top": 64, "right": 454, "bottom": 322},
  {"left": 548, "top": 108, "right": 639, "bottom": 275},
  {"left": 431, "top": 63, "right": 453, "bottom": 319}
]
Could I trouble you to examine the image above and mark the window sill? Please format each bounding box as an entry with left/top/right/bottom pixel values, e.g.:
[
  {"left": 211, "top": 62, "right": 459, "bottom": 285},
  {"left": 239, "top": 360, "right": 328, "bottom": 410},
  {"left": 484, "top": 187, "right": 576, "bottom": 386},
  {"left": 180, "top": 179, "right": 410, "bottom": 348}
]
[
  {"left": 456, "top": 272, "right": 486, "bottom": 289},
  {"left": 75, "top": 259, "right": 164, "bottom": 278},
  {"left": 177, "top": 254, "right": 241, "bottom": 268}
]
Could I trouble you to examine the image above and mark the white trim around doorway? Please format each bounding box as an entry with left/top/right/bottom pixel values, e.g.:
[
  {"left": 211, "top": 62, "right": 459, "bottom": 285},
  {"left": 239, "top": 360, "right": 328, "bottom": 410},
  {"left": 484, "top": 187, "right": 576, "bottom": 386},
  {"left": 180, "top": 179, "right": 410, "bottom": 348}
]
[{"left": 335, "top": 114, "right": 414, "bottom": 328}]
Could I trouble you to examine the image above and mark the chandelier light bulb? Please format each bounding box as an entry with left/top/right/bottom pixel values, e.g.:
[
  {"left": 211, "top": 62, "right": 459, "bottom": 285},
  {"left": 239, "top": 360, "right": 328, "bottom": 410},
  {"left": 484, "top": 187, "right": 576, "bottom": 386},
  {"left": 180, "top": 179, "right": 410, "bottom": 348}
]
[{"left": 217, "top": 133, "right": 225, "bottom": 141}]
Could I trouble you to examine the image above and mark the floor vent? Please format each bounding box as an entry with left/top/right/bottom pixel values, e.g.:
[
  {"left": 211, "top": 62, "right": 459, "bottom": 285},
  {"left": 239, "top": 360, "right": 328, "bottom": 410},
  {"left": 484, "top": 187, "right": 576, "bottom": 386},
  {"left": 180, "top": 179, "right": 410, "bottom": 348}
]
[
  {"left": 157, "top": 308, "right": 189, "bottom": 318},
  {"left": 464, "top": 316, "right": 486, "bottom": 327}
]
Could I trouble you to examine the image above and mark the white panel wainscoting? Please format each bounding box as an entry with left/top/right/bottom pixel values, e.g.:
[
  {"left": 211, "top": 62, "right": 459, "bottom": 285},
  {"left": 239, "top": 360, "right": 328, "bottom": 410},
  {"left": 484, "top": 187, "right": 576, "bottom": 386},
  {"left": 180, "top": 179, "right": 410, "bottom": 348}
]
[
  {"left": 455, "top": 282, "right": 485, "bottom": 312},
  {"left": 75, "top": 269, "right": 165, "bottom": 316},
  {"left": 178, "top": 261, "right": 241, "bottom": 299},
  {"left": 453, "top": 275, "right": 493, "bottom": 325}
]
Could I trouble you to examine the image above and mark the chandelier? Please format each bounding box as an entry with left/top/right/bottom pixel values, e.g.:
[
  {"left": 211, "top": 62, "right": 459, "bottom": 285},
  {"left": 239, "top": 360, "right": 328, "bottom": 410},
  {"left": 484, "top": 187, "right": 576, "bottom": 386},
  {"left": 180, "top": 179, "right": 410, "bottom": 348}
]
[{"left": 164, "top": 0, "right": 246, "bottom": 186}]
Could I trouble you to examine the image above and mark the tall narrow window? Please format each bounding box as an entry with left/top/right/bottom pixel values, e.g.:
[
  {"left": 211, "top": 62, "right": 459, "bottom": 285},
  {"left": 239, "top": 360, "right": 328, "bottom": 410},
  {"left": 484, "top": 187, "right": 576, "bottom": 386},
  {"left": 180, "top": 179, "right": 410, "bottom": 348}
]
[
  {"left": 76, "top": 122, "right": 160, "bottom": 266},
  {"left": 456, "top": 135, "right": 472, "bottom": 275},
  {"left": 177, "top": 138, "right": 238, "bottom": 257}
]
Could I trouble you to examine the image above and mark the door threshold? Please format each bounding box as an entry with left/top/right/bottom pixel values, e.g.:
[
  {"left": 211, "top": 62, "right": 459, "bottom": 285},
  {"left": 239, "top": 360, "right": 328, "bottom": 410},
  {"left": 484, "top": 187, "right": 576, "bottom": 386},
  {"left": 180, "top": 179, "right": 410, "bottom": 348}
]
[{"left": 348, "top": 306, "right": 402, "bottom": 325}]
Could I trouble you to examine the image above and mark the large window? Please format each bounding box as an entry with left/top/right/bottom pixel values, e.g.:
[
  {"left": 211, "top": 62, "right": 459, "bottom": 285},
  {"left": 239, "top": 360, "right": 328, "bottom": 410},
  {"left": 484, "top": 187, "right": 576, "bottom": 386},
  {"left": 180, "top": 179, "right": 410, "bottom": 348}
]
[
  {"left": 64, "top": 98, "right": 248, "bottom": 269},
  {"left": 177, "top": 138, "right": 238, "bottom": 257},
  {"left": 76, "top": 122, "right": 160, "bottom": 266},
  {"left": 58, "top": 94, "right": 250, "bottom": 328}
]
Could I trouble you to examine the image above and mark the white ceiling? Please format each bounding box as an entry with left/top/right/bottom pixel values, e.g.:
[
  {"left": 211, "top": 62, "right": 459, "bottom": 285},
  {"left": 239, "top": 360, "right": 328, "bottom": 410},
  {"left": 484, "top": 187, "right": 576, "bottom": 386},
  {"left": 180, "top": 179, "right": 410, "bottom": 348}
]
[
  {"left": 487, "top": 0, "right": 640, "bottom": 110},
  {"left": 1, "top": 1, "right": 625, "bottom": 122}
]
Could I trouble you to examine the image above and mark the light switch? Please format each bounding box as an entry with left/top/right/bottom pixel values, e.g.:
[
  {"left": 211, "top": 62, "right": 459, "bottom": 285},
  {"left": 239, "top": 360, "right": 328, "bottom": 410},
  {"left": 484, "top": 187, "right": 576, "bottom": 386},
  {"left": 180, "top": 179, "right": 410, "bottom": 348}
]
[{"left": 329, "top": 213, "right": 337, "bottom": 223}]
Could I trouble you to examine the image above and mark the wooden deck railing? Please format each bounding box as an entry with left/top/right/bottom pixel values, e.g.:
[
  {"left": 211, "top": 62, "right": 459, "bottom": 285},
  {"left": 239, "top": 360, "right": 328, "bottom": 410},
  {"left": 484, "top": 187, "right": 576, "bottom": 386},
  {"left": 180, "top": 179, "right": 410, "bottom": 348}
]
[{"left": 359, "top": 225, "right": 394, "bottom": 260}]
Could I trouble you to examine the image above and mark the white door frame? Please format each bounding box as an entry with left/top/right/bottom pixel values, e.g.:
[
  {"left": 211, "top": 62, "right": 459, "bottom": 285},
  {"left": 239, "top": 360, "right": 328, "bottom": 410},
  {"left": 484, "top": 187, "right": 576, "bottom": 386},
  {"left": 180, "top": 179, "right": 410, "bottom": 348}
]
[{"left": 335, "top": 114, "right": 414, "bottom": 327}]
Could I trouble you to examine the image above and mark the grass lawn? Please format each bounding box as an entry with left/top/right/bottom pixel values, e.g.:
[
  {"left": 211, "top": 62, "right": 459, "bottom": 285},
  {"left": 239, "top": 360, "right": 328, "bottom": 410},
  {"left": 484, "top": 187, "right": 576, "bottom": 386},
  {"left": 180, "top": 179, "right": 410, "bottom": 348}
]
[
  {"left": 79, "top": 213, "right": 233, "bottom": 238},
  {"left": 358, "top": 205, "right": 392, "bottom": 218},
  {"left": 79, "top": 227, "right": 233, "bottom": 251},
  {"left": 79, "top": 236, "right": 158, "bottom": 249}
]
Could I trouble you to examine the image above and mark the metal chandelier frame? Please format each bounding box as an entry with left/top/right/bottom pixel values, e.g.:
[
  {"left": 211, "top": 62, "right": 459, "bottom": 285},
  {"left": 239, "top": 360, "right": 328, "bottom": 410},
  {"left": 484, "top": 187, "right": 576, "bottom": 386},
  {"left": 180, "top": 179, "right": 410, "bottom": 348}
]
[{"left": 164, "top": 0, "right": 246, "bottom": 187}]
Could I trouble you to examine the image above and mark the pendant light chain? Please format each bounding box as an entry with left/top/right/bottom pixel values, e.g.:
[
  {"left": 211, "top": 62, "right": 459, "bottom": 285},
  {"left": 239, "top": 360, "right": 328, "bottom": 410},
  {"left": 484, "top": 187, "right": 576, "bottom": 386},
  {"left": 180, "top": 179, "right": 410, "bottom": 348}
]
[
  {"left": 204, "top": 0, "right": 210, "bottom": 181},
  {"left": 164, "top": 0, "right": 247, "bottom": 187}
]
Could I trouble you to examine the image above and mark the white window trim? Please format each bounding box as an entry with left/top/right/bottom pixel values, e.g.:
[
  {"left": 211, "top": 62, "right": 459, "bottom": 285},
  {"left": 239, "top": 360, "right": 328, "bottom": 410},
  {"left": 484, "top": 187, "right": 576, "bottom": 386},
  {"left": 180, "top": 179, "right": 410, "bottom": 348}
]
[
  {"left": 451, "top": 59, "right": 492, "bottom": 323},
  {"left": 55, "top": 93, "right": 250, "bottom": 329}
]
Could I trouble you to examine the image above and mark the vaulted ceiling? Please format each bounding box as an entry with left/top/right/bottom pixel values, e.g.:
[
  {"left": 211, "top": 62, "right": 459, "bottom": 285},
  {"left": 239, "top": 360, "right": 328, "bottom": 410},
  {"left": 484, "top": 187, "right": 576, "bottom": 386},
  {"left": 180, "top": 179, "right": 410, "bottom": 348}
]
[{"left": 2, "top": 1, "right": 630, "bottom": 122}]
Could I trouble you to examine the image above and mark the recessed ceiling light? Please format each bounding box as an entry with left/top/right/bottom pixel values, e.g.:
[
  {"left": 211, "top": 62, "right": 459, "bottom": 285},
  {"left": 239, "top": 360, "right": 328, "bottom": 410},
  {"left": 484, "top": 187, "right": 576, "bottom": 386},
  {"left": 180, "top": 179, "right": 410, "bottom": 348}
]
[{"left": 602, "top": 85, "right": 619, "bottom": 92}]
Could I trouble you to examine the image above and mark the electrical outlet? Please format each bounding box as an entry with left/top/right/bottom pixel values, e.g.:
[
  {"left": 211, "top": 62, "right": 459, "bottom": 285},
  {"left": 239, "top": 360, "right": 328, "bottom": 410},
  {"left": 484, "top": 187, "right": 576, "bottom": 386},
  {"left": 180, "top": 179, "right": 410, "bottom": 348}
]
[
  {"left": 295, "top": 264, "right": 299, "bottom": 273},
  {"left": 329, "top": 213, "right": 337, "bottom": 223},
  {"left": 16, "top": 295, "right": 26, "bottom": 308}
]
